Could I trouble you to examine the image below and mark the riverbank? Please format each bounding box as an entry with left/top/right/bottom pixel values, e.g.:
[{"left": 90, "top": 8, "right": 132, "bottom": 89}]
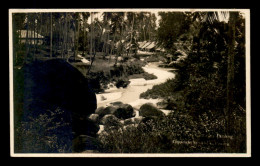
[{"left": 96, "top": 62, "right": 175, "bottom": 111}]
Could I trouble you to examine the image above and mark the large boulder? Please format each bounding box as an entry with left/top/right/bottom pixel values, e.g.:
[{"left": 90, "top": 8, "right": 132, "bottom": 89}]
[
  {"left": 14, "top": 59, "right": 97, "bottom": 152},
  {"left": 139, "top": 103, "right": 164, "bottom": 118},
  {"left": 95, "top": 107, "right": 105, "bottom": 115},
  {"left": 88, "top": 114, "right": 100, "bottom": 124},
  {"left": 113, "top": 104, "right": 134, "bottom": 119},
  {"left": 95, "top": 106, "right": 117, "bottom": 118},
  {"left": 18, "top": 59, "right": 97, "bottom": 118},
  {"left": 110, "top": 101, "right": 124, "bottom": 107}
]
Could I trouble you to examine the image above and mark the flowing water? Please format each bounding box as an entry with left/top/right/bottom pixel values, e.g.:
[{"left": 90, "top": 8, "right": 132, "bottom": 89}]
[{"left": 96, "top": 62, "right": 175, "bottom": 112}]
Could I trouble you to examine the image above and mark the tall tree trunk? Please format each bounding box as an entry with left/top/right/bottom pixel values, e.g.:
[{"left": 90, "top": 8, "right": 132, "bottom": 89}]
[
  {"left": 143, "top": 17, "right": 146, "bottom": 41},
  {"left": 36, "top": 14, "right": 39, "bottom": 53},
  {"left": 19, "top": 30, "right": 21, "bottom": 45},
  {"left": 33, "top": 13, "right": 36, "bottom": 60},
  {"left": 74, "top": 20, "right": 77, "bottom": 61},
  {"left": 106, "top": 32, "right": 110, "bottom": 56},
  {"left": 90, "top": 12, "right": 93, "bottom": 57},
  {"left": 50, "top": 13, "right": 53, "bottom": 58},
  {"left": 61, "top": 16, "right": 64, "bottom": 59},
  {"left": 127, "top": 14, "right": 135, "bottom": 56},
  {"left": 115, "top": 28, "right": 123, "bottom": 66},
  {"left": 101, "top": 36, "right": 106, "bottom": 59},
  {"left": 109, "top": 34, "right": 115, "bottom": 64},
  {"left": 40, "top": 13, "right": 42, "bottom": 47},
  {"left": 67, "top": 14, "right": 70, "bottom": 61},
  {"left": 65, "top": 13, "right": 68, "bottom": 59},
  {"left": 25, "top": 14, "right": 29, "bottom": 64},
  {"left": 83, "top": 19, "right": 86, "bottom": 57},
  {"left": 226, "top": 12, "right": 238, "bottom": 133},
  {"left": 88, "top": 12, "right": 95, "bottom": 74},
  {"left": 76, "top": 15, "right": 80, "bottom": 58}
]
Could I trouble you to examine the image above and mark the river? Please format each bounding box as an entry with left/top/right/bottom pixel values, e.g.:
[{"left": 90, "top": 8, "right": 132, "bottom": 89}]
[{"left": 96, "top": 62, "right": 176, "bottom": 114}]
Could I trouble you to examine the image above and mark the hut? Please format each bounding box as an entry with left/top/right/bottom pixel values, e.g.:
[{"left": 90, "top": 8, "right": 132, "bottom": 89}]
[
  {"left": 144, "top": 42, "right": 156, "bottom": 52},
  {"left": 138, "top": 41, "right": 147, "bottom": 50},
  {"left": 18, "top": 30, "right": 45, "bottom": 45},
  {"left": 140, "top": 42, "right": 151, "bottom": 51}
]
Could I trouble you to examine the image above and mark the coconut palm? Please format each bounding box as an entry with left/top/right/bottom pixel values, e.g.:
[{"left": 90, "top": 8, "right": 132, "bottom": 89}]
[{"left": 191, "top": 11, "right": 240, "bottom": 133}]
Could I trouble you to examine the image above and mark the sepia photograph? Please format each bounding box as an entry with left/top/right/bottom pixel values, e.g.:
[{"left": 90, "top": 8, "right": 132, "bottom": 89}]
[{"left": 9, "top": 8, "right": 251, "bottom": 157}]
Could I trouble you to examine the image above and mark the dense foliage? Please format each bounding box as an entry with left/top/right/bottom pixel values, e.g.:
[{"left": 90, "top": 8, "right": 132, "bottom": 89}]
[
  {"left": 98, "top": 109, "right": 245, "bottom": 153},
  {"left": 15, "top": 107, "right": 73, "bottom": 153},
  {"left": 12, "top": 11, "right": 247, "bottom": 153},
  {"left": 99, "top": 12, "right": 246, "bottom": 153}
]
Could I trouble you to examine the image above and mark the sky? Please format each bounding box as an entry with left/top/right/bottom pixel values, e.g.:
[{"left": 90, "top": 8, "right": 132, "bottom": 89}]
[
  {"left": 86, "top": 12, "right": 161, "bottom": 27},
  {"left": 85, "top": 11, "right": 246, "bottom": 27}
]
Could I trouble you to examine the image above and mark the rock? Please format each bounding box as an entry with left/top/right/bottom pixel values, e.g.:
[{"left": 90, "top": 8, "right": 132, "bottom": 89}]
[
  {"left": 88, "top": 114, "right": 100, "bottom": 123},
  {"left": 139, "top": 103, "right": 164, "bottom": 118},
  {"left": 124, "top": 116, "right": 144, "bottom": 126},
  {"left": 14, "top": 59, "right": 97, "bottom": 152},
  {"left": 95, "top": 106, "right": 105, "bottom": 115},
  {"left": 17, "top": 59, "right": 97, "bottom": 119},
  {"left": 95, "top": 106, "right": 116, "bottom": 118},
  {"left": 110, "top": 101, "right": 124, "bottom": 107},
  {"left": 104, "top": 106, "right": 117, "bottom": 114},
  {"left": 113, "top": 104, "right": 134, "bottom": 119},
  {"left": 100, "top": 114, "right": 121, "bottom": 125},
  {"left": 100, "top": 114, "right": 123, "bottom": 131},
  {"left": 133, "top": 116, "right": 144, "bottom": 124}
]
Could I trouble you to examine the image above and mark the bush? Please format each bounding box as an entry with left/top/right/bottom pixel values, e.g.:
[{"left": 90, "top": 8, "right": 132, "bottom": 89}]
[
  {"left": 87, "top": 71, "right": 110, "bottom": 93},
  {"left": 139, "top": 103, "right": 164, "bottom": 117},
  {"left": 100, "top": 115, "right": 123, "bottom": 131},
  {"left": 15, "top": 107, "right": 73, "bottom": 153},
  {"left": 72, "top": 135, "right": 101, "bottom": 153},
  {"left": 115, "top": 77, "right": 130, "bottom": 88},
  {"left": 124, "top": 118, "right": 135, "bottom": 125},
  {"left": 143, "top": 72, "right": 158, "bottom": 80},
  {"left": 140, "top": 78, "right": 176, "bottom": 99},
  {"left": 97, "top": 110, "right": 241, "bottom": 153}
]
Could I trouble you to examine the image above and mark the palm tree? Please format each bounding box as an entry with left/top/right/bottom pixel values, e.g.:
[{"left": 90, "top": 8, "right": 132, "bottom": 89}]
[
  {"left": 110, "top": 12, "right": 125, "bottom": 66},
  {"left": 226, "top": 12, "right": 239, "bottom": 130},
  {"left": 50, "top": 12, "right": 53, "bottom": 58},
  {"left": 126, "top": 12, "right": 135, "bottom": 56},
  {"left": 82, "top": 12, "right": 90, "bottom": 57},
  {"left": 193, "top": 11, "right": 239, "bottom": 134},
  {"left": 25, "top": 13, "right": 30, "bottom": 63},
  {"left": 87, "top": 12, "right": 98, "bottom": 74}
]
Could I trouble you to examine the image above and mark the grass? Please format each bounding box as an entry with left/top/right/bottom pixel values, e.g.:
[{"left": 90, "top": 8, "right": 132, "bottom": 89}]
[
  {"left": 140, "top": 78, "right": 176, "bottom": 99},
  {"left": 72, "top": 54, "right": 150, "bottom": 93},
  {"left": 128, "top": 72, "right": 157, "bottom": 80}
]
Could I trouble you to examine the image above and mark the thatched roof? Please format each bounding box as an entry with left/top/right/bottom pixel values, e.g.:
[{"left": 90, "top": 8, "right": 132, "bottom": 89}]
[
  {"left": 155, "top": 47, "right": 166, "bottom": 52},
  {"left": 18, "top": 30, "right": 44, "bottom": 39},
  {"left": 145, "top": 42, "right": 156, "bottom": 49},
  {"left": 138, "top": 41, "right": 147, "bottom": 48},
  {"left": 141, "top": 42, "right": 151, "bottom": 49}
]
